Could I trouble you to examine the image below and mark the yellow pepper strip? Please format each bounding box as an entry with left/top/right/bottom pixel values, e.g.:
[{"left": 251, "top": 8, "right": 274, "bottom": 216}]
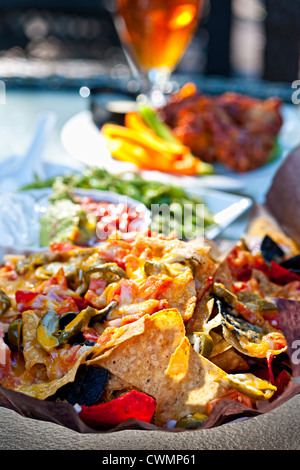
[
  {"left": 172, "top": 157, "right": 203, "bottom": 176},
  {"left": 102, "top": 123, "right": 189, "bottom": 159},
  {"left": 104, "top": 133, "right": 203, "bottom": 175},
  {"left": 109, "top": 139, "right": 181, "bottom": 172},
  {"left": 105, "top": 137, "right": 154, "bottom": 169},
  {"left": 102, "top": 121, "right": 207, "bottom": 175},
  {"left": 125, "top": 112, "right": 156, "bottom": 135}
]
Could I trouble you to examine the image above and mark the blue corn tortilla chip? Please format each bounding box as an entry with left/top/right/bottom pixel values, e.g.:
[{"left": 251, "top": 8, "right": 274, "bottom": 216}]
[
  {"left": 48, "top": 365, "right": 109, "bottom": 406},
  {"left": 280, "top": 254, "right": 300, "bottom": 275},
  {"left": 261, "top": 235, "right": 284, "bottom": 263}
]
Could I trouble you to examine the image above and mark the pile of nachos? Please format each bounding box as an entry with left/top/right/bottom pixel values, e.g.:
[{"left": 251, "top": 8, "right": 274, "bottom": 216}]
[{"left": 0, "top": 227, "right": 298, "bottom": 430}]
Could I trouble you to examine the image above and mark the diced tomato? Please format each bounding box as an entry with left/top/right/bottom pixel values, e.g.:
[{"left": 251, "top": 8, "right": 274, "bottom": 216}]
[
  {"left": 234, "top": 300, "right": 264, "bottom": 326},
  {"left": 206, "top": 390, "right": 253, "bottom": 415},
  {"left": 71, "top": 296, "right": 89, "bottom": 311},
  {"left": 78, "top": 390, "right": 156, "bottom": 427},
  {"left": 232, "top": 278, "right": 264, "bottom": 296},
  {"left": 15, "top": 290, "right": 39, "bottom": 312},
  {"left": 138, "top": 275, "right": 173, "bottom": 300},
  {"left": 88, "top": 278, "right": 107, "bottom": 294},
  {"left": 56, "top": 296, "right": 80, "bottom": 315},
  {"left": 263, "top": 310, "right": 281, "bottom": 330},
  {"left": 108, "top": 279, "right": 138, "bottom": 305},
  {"left": 37, "top": 267, "right": 68, "bottom": 293},
  {"left": 226, "top": 245, "right": 269, "bottom": 282},
  {"left": 49, "top": 241, "right": 79, "bottom": 252},
  {"left": 83, "top": 329, "right": 102, "bottom": 343},
  {"left": 84, "top": 278, "right": 108, "bottom": 309}
]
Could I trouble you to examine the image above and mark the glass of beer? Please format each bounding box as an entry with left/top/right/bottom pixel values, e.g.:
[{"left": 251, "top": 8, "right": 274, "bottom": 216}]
[{"left": 115, "top": 0, "right": 204, "bottom": 105}]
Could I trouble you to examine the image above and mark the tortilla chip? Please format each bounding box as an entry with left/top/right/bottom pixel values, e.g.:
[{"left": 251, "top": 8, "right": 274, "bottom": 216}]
[
  {"left": 154, "top": 337, "right": 230, "bottom": 425},
  {"left": 159, "top": 269, "right": 196, "bottom": 322},
  {"left": 251, "top": 268, "right": 283, "bottom": 297},
  {"left": 246, "top": 205, "right": 299, "bottom": 256},
  {"left": 132, "top": 235, "right": 201, "bottom": 264},
  {"left": 211, "top": 347, "right": 250, "bottom": 373},
  {"left": 89, "top": 313, "right": 148, "bottom": 361},
  {"left": 101, "top": 373, "right": 138, "bottom": 402},
  {"left": 89, "top": 308, "right": 185, "bottom": 399},
  {"left": 185, "top": 294, "right": 214, "bottom": 334},
  {"left": 213, "top": 259, "right": 234, "bottom": 289},
  {"left": 193, "top": 250, "right": 217, "bottom": 300},
  {"left": 22, "top": 310, "right": 48, "bottom": 371},
  {"left": 15, "top": 345, "right": 92, "bottom": 400}
]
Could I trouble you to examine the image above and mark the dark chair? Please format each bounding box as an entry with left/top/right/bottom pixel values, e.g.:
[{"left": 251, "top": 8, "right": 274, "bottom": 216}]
[
  {"left": 204, "top": 0, "right": 300, "bottom": 83},
  {"left": 0, "top": 0, "right": 298, "bottom": 86},
  {"left": 263, "top": 0, "right": 300, "bottom": 82}
]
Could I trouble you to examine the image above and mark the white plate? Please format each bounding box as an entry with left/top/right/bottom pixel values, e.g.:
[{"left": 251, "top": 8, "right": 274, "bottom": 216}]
[
  {"left": 0, "top": 187, "right": 252, "bottom": 261},
  {"left": 60, "top": 110, "right": 245, "bottom": 191},
  {"left": 60, "top": 104, "right": 300, "bottom": 194}
]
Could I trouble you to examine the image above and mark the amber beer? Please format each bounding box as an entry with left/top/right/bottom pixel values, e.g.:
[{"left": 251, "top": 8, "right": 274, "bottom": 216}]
[{"left": 117, "top": 0, "right": 203, "bottom": 72}]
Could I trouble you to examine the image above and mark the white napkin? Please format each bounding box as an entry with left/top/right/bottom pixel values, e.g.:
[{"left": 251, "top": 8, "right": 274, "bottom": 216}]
[{"left": 0, "top": 112, "right": 56, "bottom": 193}]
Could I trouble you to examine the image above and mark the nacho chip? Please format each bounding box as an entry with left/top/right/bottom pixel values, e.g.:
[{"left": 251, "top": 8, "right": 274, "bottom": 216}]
[
  {"left": 89, "top": 312, "right": 150, "bottom": 361},
  {"left": 22, "top": 310, "right": 48, "bottom": 372},
  {"left": 101, "top": 373, "right": 137, "bottom": 402},
  {"left": 213, "top": 259, "right": 234, "bottom": 289},
  {"left": 89, "top": 308, "right": 185, "bottom": 399},
  {"left": 159, "top": 269, "right": 196, "bottom": 322},
  {"left": 154, "top": 337, "right": 230, "bottom": 425},
  {"left": 246, "top": 205, "right": 299, "bottom": 256},
  {"left": 14, "top": 345, "right": 92, "bottom": 399},
  {"left": 193, "top": 249, "right": 217, "bottom": 300},
  {"left": 185, "top": 294, "right": 214, "bottom": 334},
  {"left": 211, "top": 346, "right": 250, "bottom": 373}
]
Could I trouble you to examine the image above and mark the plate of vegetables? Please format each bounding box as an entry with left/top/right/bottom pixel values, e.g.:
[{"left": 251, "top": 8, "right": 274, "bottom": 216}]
[
  {"left": 20, "top": 168, "right": 253, "bottom": 250},
  {"left": 61, "top": 83, "right": 300, "bottom": 192}
]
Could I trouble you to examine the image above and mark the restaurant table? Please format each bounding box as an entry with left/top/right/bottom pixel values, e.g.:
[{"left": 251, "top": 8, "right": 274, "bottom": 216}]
[{"left": 0, "top": 84, "right": 300, "bottom": 451}]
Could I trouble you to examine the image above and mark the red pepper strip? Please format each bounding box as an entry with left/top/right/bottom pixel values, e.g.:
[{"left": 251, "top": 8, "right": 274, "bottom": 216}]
[
  {"left": 78, "top": 390, "right": 156, "bottom": 427},
  {"left": 198, "top": 276, "right": 214, "bottom": 301},
  {"left": 262, "top": 310, "right": 281, "bottom": 330},
  {"left": 15, "top": 291, "right": 39, "bottom": 312},
  {"left": 275, "top": 369, "right": 291, "bottom": 396},
  {"left": 206, "top": 390, "right": 253, "bottom": 415},
  {"left": 71, "top": 296, "right": 89, "bottom": 311},
  {"left": 266, "top": 352, "right": 275, "bottom": 385},
  {"left": 270, "top": 261, "right": 300, "bottom": 285}
]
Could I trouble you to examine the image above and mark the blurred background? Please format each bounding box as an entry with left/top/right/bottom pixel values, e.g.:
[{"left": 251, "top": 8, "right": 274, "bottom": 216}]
[{"left": 0, "top": 0, "right": 298, "bottom": 92}]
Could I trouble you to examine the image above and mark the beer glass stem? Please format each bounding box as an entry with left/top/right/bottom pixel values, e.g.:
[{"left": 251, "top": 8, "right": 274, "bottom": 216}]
[{"left": 144, "top": 68, "right": 174, "bottom": 108}]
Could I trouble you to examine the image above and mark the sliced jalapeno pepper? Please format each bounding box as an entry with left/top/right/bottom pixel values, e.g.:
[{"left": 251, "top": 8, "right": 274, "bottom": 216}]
[
  {"left": 175, "top": 413, "right": 208, "bottom": 429},
  {"left": 189, "top": 331, "right": 214, "bottom": 358},
  {"left": 7, "top": 318, "right": 22, "bottom": 351},
  {"left": 144, "top": 260, "right": 172, "bottom": 277},
  {"left": 36, "top": 302, "right": 117, "bottom": 352},
  {"left": 0, "top": 289, "right": 11, "bottom": 316}
]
